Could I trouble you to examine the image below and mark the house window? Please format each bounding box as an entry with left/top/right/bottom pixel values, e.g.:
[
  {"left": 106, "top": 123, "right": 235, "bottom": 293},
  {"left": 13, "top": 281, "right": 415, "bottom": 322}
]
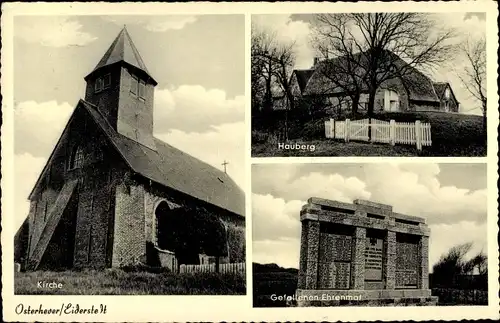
[
  {"left": 130, "top": 75, "right": 138, "bottom": 95},
  {"left": 444, "top": 87, "right": 450, "bottom": 100},
  {"left": 138, "top": 80, "right": 146, "bottom": 99},
  {"left": 69, "top": 145, "right": 85, "bottom": 170},
  {"left": 384, "top": 90, "right": 400, "bottom": 112}
]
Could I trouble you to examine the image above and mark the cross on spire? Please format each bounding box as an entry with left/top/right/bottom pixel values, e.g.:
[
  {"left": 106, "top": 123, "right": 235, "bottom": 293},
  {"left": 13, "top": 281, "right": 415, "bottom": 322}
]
[{"left": 222, "top": 160, "right": 229, "bottom": 174}]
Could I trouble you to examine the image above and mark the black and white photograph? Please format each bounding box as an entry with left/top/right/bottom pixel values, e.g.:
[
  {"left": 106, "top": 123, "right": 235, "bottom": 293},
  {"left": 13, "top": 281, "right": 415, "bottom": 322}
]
[
  {"left": 252, "top": 163, "right": 488, "bottom": 307},
  {"left": 11, "top": 14, "right": 246, "bottom": 295},
  {"left": 251, "top": 13, "right": 487, "bottom": 157},
  {"left": 1, "top": 1, "right": 498, "bottom": 322}
]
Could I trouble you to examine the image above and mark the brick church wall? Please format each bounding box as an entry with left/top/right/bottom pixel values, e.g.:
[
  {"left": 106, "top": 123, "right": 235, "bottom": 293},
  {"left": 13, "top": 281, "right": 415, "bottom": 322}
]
[
  {"left": 84, "top": 67, "right": 122, "bottom": 126},
  {"left": 25, "top": 107, "right": 126, "bottom": 270},
  {"left": 111, "top": 179, "right": 146, "bottom": 267},
  {"left": 73, "top": 166, "right": 116, "bottom": 269},
  {"left": 117, "top": 67, "right": 155, "bottom": 138}
]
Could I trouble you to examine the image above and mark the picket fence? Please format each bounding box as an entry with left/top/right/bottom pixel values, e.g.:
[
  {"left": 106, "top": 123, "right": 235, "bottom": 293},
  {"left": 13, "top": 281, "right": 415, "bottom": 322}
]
[
  {"left": 179, "top": 262, "right": 245, "bottom": 275},
  {"left": 325, "top": 118, "right": 432, "bottom": 150}
]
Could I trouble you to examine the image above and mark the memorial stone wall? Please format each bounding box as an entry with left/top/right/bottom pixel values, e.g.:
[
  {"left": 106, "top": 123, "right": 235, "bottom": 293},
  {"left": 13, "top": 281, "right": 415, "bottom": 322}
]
[{"left": 297, "top": 197, "right": 437, "bottom": 305}]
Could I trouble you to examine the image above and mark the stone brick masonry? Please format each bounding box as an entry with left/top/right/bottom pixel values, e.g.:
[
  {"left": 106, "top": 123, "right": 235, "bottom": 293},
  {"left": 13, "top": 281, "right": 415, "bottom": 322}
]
[
  {"left": 297, "top": 197, "right": 436, "bottom": 306},
  {"left": 16, "top": 27, "right": 246, "bottom": 273}
]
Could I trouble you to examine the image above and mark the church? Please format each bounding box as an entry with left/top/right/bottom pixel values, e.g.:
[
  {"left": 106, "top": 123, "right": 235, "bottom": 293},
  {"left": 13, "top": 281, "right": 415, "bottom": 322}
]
[{"left": 14, "top": 27, "right": 245, "bottom": 272}]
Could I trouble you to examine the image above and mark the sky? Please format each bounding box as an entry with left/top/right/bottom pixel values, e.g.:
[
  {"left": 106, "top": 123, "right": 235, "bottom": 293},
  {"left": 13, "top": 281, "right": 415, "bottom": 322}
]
[
  {"left": 13, "top": 15, "right": 245, "bottom": 229},
  {"left": 252, "top": 12, "right": 487, "bottom": 115},
  {"left": 252, "top": 163, "right": 488, "bottom": 271}
]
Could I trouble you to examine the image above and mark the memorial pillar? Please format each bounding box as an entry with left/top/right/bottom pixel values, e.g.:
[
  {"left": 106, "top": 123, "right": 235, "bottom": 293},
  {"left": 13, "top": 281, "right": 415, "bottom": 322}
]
[
  {"left": 351, "top": 227, "right": 366, "bottom": 289},
  {"left": 419, "top": 236, "right": 429, "bottom": 289},
  {"left": 305, "top": 220, "right": 320, "bottom": 289},
  {"left": 385, "top": 231, "right": 396, "bottom": 289},
  {"left": 297, "top": 221, "right": 309, "bottom": 289}
]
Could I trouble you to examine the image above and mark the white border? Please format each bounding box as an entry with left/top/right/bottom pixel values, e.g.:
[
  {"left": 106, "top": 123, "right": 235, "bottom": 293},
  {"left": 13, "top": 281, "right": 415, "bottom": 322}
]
[{"left": 1, "top": 1, "right": 499, "bottom": 322}]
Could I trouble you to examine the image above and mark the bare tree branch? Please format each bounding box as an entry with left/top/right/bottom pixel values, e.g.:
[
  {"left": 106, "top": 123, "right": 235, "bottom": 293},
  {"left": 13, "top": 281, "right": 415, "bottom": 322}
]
[{"left": 311, "top": 13, "right": 458, "bottom": 122}]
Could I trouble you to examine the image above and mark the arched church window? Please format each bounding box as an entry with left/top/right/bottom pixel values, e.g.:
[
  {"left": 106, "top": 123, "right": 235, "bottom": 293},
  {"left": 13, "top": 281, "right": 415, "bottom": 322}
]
[
  {"left": 69, "top": 145, "right": 85, "bottom": 170},
  {"left": 155, "top": 201, "right": 173, "bottom": 251}
]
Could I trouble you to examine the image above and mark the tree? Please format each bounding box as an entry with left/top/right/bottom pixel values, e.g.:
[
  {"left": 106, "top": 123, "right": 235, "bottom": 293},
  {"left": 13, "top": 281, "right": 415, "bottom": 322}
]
[
  {"left": 458, "top": 37, "right": 486, "bottom": 134},
  {"left": 251, "top": 23, "right": 296, "bottom": 139},
  {"left": 272, "top": 41, "right": 296, "bottom": 140},
  {"left": 312, "top": 14, "right": 367, "bottom": 117},
  {"left": 311, "top": 13, "right": 456, "bottom": 133},
  {"left": 251, "top": 25, "right": 276, "bottom": 115},
  {"left": 432, "top": 242, "right": 488, "bottom": 288}
]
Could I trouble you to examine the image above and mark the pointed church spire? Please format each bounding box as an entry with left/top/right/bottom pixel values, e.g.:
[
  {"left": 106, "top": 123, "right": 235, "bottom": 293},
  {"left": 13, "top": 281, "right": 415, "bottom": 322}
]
[{"left": 85, "top": 26, "right": 157, "bottom": 85}]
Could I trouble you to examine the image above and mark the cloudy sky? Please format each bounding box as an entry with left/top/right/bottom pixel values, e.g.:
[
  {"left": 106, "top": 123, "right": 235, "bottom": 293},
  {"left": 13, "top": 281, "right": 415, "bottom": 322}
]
[
  {"left": 252, "top": 12, "right": 486, "bottom": 115},
  {"left": 13, "top": 15, "right": 244, "bottom": 229},
  {"left": 252, "top": 163, "right": 487, "bottom": 271}
]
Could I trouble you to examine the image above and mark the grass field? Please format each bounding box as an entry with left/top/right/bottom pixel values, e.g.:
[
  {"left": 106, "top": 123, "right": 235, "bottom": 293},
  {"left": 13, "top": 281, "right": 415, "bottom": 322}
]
[
  {"left": 15, "top": 268, "right": 246, "bottom": 295},
  {"left": 252, "top": 112, "right": 487, "bottom": 157},
  {"left": 253, "top": 263, "right": 298, "bottom": 307},
  {"left": 252, "top": 263, "right": 487, "bottom": 307}
]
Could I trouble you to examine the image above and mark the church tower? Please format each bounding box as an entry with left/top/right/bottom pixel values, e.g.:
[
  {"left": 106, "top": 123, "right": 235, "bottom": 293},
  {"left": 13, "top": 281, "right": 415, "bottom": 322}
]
[{"left": 84, "top": 26, "right": 157, "bottom": 150}]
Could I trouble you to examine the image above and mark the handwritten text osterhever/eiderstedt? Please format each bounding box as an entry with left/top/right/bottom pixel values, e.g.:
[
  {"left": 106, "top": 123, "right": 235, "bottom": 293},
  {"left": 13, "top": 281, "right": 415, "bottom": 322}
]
[{"left": 15, "top": 303, "right": 107, "bottom": 315}]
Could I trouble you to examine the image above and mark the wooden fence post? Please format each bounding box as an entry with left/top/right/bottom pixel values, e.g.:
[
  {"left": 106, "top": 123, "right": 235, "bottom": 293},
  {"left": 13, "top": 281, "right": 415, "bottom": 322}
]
[
  {"left": 390, "top": 120, "right": 396, "bottom": 146},
  {"left": 415, "top": 120, "right": 422, "bottom": 150},
  {"left": 345, "top": 119, "right": 350, "bottom": 142},
  {"left": 330, "top": 119, "right": 335, "bottom": 139}
]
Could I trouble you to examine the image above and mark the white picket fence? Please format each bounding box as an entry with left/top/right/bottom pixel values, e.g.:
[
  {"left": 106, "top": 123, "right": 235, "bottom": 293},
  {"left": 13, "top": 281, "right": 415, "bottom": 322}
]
[
  {"left": 179, "top": 262, "right": 245, "bottom": 275},
  {"left": 325, "top": 118, "right": 432, "bottom": 150}
]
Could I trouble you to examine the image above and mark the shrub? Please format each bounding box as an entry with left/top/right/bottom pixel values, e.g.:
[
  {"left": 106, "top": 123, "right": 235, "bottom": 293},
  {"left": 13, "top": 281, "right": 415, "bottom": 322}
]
[
  {"left": 301, "top": 119, "right": 329, "bottom": 140},
  {"left": 252, "top": 129, "right": 270, "bottom": 144},
  {"left": 227, "top": 224, "right": 246, "bottom": 262}
]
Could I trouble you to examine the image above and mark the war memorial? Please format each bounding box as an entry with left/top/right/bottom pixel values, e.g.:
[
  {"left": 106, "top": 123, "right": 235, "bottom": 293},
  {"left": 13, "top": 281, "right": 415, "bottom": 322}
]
[{"left": 297, "top": 198, "right": 438, "bottom": 306}]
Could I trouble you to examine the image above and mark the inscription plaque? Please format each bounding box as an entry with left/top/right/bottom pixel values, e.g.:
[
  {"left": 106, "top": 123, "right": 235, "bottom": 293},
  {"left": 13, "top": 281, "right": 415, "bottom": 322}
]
[
  {"left": 364, "top": 238, "right": 383, "bottom": 281},
  {"left": 334, "top": 235, "right": 352, "bottom": 261},
  {"left": 396, "top": 241, "right": 419, "bottom": 287},
  {"left": 365, "top": 238, "right": 384, "bottom": 280},
  {"left": 317, "top": 261, "right": 335, "bottom": 289},
  {"left": 318, "top": 232, "right": 352, "bottom": 289},
  {"left": 334, "top": 262, "right": 351, "bottom": 289}
]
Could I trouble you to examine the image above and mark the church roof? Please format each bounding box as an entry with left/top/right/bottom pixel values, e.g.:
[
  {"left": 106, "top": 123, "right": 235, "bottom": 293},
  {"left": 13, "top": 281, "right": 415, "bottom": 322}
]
[
  {"left": 80, "top": 100, "right": 245, "bottom": 216},
  {"left": 86, "top": 26, "right": 157, "bottom": 85}
]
